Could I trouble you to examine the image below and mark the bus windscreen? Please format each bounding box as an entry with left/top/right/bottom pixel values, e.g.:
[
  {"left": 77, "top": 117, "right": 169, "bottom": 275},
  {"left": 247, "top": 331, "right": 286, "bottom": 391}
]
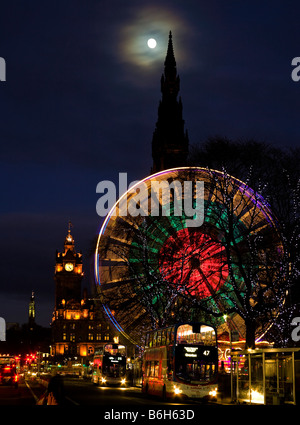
[
  {"left": 103, "top": 354, "right": 126, "bottom": 378},
  {"left": 175, "top": 345, "right": 218, "bottom": 384}
]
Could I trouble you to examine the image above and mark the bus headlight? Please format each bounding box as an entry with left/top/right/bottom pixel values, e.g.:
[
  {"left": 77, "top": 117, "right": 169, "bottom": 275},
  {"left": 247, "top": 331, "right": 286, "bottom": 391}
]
[
  {"left": 121, "top": 378, "right": 126, "bottom": 385},
  {"left": 209, "top": 387, "right": 217, "bottom": 397},
  {"left": 101, "top": 377, "right": 107, "bottom": 384},
  {"left": 173, "top": 385, "right": 182, "bottom": 395}
]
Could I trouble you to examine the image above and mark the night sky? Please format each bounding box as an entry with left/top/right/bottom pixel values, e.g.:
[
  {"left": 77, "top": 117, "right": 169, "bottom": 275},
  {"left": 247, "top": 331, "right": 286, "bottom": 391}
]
[{"left": 0, "top": 1, "right": 299, "bottom": 327}]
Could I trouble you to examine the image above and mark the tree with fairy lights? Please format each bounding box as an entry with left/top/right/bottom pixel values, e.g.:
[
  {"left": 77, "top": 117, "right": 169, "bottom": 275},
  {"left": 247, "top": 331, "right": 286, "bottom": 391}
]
[{"left": 189, "top": 138, "right": 300, "bottom": 346}]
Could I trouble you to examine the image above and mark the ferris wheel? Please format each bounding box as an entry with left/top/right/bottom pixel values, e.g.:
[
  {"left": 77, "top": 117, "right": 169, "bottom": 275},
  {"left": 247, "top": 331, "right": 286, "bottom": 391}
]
[{"left": 95, "top": 167, "right": 282, "bottom": 345}]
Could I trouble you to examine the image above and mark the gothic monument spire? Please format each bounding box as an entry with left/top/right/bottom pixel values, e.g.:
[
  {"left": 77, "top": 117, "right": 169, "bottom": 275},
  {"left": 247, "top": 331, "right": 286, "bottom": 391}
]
[{"left": 151, "top": 31, "right": 189, "bottom": 173}]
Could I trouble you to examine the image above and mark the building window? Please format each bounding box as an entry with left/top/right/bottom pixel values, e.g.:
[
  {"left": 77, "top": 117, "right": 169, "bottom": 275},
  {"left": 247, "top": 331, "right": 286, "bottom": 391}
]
[
  {"left": 96, "top": 334, "right": 101, "bottom": 341},
  {"left": 104, "top": 333, "right": 110, "bottom": 341},
  {"left": 66, "top": 310, "right": 80, "bottom": 320},
  {"left": 88, "top": 324, "right": 93, "bottom": 330},
  {"left": 88, "top": 333, "right": 94, "bottom": 341},
  {"left": 63, "top": 333, "right": 67, "bottom": 341},
  {"left": 70, "top": 333, "right": 75, "bottom": 342}
]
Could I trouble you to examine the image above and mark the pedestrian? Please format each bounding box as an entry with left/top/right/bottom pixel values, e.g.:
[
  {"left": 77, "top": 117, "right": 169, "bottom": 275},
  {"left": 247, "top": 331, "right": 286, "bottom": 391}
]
[{"left": 46, "top": 374, "right": 65, "bottom": 405}]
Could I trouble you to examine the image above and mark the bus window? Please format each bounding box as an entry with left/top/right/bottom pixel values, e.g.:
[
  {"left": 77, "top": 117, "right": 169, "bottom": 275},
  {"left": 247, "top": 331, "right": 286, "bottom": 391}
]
[
  {"left": 154, "top": 361, "right": 159, "bottom": 377},
  {"left": 179, "top": 360, "right": 216, "bottom": 383},
  {"left": 170, "top": 327, "right": 174, "bottom": 344},
  {"left": 157, "top": 331, "right": 161, "bottom": 346},
  {"left": 176, "top": 324, "right": 216, "bottom": 345},
  {"left": 161, "top": 330, "right": 166, "bottom": 346},
  {"left": 149, "top": 333, "right": 153, "bottom": 348},
  {"left": 153, "top": 332, "right": 157, "bottom": 347},
  {"left": 200, "top": 326, "right": 216, "bottom": 346},
  {"left": 146, "top": 361, "right": 151, "bottom": 377},
  {"left": 166, "top": 329, "right": 170, "bottom": 345},
  {"left": 147, "top": 362, "right": 150, "bottom": 376}
]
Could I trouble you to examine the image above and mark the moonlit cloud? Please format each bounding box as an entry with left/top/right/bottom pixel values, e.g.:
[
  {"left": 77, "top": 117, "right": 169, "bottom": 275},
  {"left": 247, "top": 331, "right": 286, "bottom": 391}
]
[{"left": 118, "top": 6, "right": 194, "bottom": 71}]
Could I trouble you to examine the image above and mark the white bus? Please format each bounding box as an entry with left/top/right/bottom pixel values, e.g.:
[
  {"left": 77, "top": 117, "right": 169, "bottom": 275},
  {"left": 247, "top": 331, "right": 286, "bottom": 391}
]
[
  {"left": 92, "top": 343, "right": 127, "bottom": 386},
  {"left": 142, "top": 322, "right": 218, "bottom": 400}
]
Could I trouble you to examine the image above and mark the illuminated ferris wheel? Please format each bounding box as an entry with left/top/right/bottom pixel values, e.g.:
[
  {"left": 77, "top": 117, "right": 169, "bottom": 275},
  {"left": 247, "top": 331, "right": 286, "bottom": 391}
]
[{"left": 95, "top": 167, "right": 282, "bottom": 345}]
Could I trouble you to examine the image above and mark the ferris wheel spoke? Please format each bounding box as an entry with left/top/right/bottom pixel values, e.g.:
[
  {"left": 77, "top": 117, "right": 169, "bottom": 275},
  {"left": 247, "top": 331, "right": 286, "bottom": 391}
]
[
  {"left": 101, "top": 277, "right": 138, "bottom": 290},
  {"left": 121, "top": 311, "right": 151, "bottom": 335}
]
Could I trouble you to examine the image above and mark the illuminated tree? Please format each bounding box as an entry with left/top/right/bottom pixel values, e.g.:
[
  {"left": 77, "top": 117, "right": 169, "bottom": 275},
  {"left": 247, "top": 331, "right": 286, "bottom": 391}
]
[{"left": 189, "top": 138, "right": 300, "bottom": 346}]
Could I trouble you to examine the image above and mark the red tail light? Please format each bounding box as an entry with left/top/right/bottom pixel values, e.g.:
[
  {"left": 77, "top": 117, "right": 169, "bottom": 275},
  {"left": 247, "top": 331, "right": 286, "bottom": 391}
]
[{"left": 4, "top": 367, "right": 11, "bottom": 372}]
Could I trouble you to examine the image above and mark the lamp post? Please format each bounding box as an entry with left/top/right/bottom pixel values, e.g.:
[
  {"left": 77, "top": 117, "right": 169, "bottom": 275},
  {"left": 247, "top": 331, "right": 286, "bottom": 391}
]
[{"left": 223, "top": 314, "right": 234, "bottom": 402}]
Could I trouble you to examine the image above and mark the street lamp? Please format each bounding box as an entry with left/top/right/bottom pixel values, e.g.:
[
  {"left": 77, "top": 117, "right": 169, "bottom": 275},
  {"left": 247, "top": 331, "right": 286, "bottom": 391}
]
[{"left": 223, "top": 314, "right": 234, "bottom": 402}]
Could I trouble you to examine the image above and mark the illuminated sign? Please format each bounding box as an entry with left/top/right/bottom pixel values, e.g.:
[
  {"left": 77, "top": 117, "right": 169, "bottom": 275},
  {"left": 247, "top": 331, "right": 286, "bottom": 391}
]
[
  {"left": 184, "top": 347, "right": 198, "bottom": 357},
  {"left": 108, "top": 356, "right": 123, "bottom": 363},
  {"left": 184, "top": 347, "right": 198, "bottom": 353},
  {"left": 183, "top": 347, "right": 211, "bottom": 358}
]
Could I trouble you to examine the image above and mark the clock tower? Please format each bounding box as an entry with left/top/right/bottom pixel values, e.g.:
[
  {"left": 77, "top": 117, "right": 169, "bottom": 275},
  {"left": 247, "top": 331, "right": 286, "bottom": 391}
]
[
  {"left": 51, "top": 223, "right": 118, "bottom": 361},
  {"left": 54, "top": 222, "right": 83, "bottom": 308}
]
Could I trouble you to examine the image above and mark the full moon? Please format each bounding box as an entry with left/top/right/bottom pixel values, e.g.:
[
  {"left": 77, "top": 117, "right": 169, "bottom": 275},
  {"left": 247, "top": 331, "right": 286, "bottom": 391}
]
[{"left": 147, "top": 38, "right": 157, "bottom": 49}]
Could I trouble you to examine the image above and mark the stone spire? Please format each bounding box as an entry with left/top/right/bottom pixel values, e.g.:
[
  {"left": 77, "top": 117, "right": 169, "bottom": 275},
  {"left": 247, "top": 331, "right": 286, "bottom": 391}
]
[{"left": 151, "top": 31, "right": 189, "bottom": 173}]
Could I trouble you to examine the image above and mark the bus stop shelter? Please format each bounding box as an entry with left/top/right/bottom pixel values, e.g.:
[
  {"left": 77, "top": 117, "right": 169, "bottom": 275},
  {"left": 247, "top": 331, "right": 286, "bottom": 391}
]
[{"left": 230, "top": 347, "right": 300, "bottom": 405}]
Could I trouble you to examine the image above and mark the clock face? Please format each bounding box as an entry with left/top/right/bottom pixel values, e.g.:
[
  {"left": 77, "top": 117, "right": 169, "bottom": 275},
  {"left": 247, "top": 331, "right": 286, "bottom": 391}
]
[{"left": 65, "top": 262, "right": 74, "bottom": 272}]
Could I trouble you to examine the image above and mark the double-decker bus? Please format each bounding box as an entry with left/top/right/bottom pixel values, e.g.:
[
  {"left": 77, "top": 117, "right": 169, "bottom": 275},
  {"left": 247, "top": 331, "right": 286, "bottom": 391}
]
[
  {"left": 142, "top": 322, "right": 218, "bottom": 400},
  {"left": 92, "top": 343, "right": 127, "bottom": 386}
]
